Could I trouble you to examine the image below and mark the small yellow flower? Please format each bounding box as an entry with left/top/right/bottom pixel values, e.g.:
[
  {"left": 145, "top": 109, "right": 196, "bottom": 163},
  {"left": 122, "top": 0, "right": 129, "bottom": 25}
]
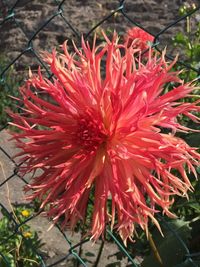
[
  {"left": 21, "top": 210, "right": 30, "bottom": 217},
  {"left": 23, "top": 232, "right": 32, "bottom": 238}
]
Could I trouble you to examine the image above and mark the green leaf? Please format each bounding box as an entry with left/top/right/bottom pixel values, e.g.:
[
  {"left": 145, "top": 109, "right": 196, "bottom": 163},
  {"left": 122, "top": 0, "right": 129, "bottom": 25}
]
[
  {"left": 0, "top": 253, "right": 15, "bottom": 267},
  {"left": 0, "top": 205, "right": 43, "bottom": 266},
  {"left": 173, "top": 32, "right": 188, "bottom": 46},
  {"left": 142, "top": 219, "right": 192, "bottom": 267},
  {"left": 174, "top": 258, "right": 200, "bottom": 267},
  {"left": 196, "top": 166, "right": 200, "bottom": 175},
  {"left": 185, "top": 133, "right": 200, "bottom": 147}
]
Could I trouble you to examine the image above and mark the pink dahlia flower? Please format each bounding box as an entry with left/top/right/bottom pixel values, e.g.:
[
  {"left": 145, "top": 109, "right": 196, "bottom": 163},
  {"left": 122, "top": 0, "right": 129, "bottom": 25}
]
[
  {"left": 10, "top": 32, "right": 200, "bottom": 244},
  {"left": 125, "top": 26, "right": 154, "bottom": 51}
]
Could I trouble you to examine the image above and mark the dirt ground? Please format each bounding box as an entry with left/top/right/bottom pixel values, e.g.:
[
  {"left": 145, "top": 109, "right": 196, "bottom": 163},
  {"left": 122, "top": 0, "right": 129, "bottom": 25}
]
[{"left": 0, "top": 0, "right": 200, "bottom": 266}]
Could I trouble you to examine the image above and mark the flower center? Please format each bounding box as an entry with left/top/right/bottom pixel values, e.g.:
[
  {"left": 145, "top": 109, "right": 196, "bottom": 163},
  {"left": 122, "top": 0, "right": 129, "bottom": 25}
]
[{"left": 75, "top": 116, "right": 107, "bottom": 150}]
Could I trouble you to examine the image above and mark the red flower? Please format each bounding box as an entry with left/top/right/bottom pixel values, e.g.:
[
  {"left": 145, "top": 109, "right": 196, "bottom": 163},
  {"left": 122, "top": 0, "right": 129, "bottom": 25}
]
[
  {"left": 10, "top": 32, "right": 200, "bottom": 244},
  {"left": 125, "top": 26, "right": 154, "bottom": 51}
]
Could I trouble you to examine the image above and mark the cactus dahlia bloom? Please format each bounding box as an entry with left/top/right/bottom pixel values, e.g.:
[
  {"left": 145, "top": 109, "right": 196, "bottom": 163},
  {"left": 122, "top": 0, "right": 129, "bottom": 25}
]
[
  {"left": 125, "top": 26, "right": 154, "bottom": 51},
  {"left": 10, "top": 32, "right": 200, "bottom": 244}
]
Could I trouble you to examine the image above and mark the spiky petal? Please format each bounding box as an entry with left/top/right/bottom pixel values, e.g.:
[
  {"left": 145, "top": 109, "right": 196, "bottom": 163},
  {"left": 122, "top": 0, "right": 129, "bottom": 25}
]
[{"left": 9, "top": 32, "right": 200, "bottom": 244}]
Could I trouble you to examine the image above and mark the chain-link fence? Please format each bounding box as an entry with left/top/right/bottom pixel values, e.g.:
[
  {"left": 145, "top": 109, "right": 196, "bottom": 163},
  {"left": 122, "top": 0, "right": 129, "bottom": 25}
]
[{"left": 0, "top": 0, "right": 200, "bottom": 266}]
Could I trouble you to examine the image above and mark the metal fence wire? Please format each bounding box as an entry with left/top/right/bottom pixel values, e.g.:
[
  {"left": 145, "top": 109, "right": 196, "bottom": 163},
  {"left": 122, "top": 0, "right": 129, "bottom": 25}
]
[{"left": 0, "top": 0, "right": 200, "bottom": 266}]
